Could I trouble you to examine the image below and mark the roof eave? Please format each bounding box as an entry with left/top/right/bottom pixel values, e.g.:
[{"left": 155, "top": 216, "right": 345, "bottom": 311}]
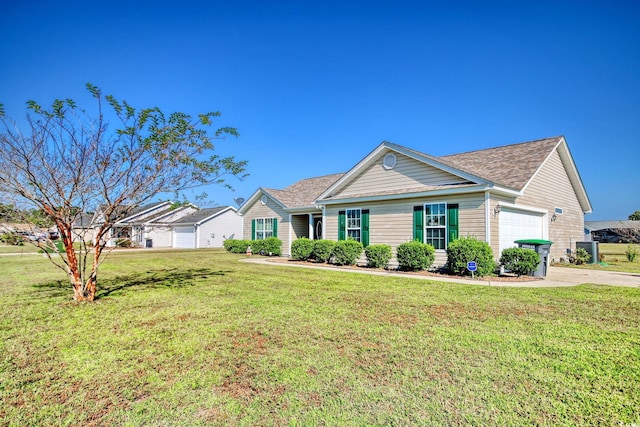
[{"left": 316, "top": 184, "right": 494, "bottom": 205}]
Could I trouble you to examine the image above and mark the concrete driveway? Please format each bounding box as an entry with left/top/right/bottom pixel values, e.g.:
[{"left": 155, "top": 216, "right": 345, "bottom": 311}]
[{"left": 243, "top": 258, "right": 640, "bottom": 288}]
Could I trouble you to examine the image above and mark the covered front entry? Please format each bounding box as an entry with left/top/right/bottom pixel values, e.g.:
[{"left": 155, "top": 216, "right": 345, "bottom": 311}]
[
  {"left": 290, "top": 213, "right": 323, "bottom": 241},
  {"left": 499, "top": 207, "right": 545, "bottom": 254}
]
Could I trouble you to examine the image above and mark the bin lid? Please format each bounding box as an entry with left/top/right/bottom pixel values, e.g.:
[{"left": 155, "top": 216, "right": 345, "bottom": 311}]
[{"left": 514, "top": 239, "right": 553, "bottom": 245}]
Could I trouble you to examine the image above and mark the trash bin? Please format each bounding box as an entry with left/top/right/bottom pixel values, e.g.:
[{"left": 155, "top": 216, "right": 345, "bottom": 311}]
[
  {"left": 576, "top": 241, "right": 599, "bottom": 264},
  {"left": 145, "top": 239, "right": 153, "bottom": 248},
  {"left": 514, "top": 239, "right": 553, "bottom": 277}
]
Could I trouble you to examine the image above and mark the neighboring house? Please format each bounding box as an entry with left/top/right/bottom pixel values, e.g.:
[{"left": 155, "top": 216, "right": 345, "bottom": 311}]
[
  {"left": 585, "top": 220, "right": 640, "bottom": 243},
  {"left": 239, "top": 136, "right": 592, "bottom": 266},
  {"left": 170, "top": 206, "right": 242, "bottom": 249},
  {"left": 71, "top": 213, "right": 96, "bottom": 242},
  {"left": 92, "top": 201, "right": 241, "bottom": 248}
]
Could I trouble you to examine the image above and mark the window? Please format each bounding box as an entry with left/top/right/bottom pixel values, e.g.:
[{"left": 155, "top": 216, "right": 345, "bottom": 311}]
[
  {"left": 413, "top": 203, "right": 458, "bottom": 250},
  {"left": 346, "top": 209, "right": 361, "bottom": 242},
  {"left": 338, "top": 209, "right": 370, "bottom": 246},
  {"left": 425, "top": 203, "right": 446, "bottom": 249},
  {"left": 253, "top": 218, "right": 277, "bottom": 240}
]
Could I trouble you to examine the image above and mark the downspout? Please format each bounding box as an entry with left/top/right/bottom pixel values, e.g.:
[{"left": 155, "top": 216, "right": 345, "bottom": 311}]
[
  {"left": 288, "top": 214, "right": 292, "bottom": 256},
  {"left": 485, "top": 190, "right": 491, "bottom": 245},
  {"left": 195, "top": 223, "right": 199, "bottom": 249}
]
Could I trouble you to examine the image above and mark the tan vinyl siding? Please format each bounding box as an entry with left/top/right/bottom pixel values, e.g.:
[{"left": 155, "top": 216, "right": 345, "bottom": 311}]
[
  {"left": 291, "top": 215, "right": 310, "bottom": 240},
  {"left": 242, "top": 196, "right": 290, "bottom": 255},
  {"left": 488, "top": 194, "right": 517, "bottom": 258},
  {"left": 335, "top": 152, "right": 468, "bottom": 198},
  {"left": 325, "top": 193, "right": 486, "bottom": 267},
  {"left": 517, "top": 149, "right": 584, "bottom": 261}
]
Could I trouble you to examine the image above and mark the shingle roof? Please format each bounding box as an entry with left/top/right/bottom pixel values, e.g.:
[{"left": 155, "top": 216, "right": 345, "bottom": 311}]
[
  {"left": 437, "top": 136, "right": 563, "bottom": 190},
  {"left": 263, "top": 173, "right": 345, "bottom": 208},
  {"left": 585, "top": 220, "right": 640, "bottom": 231},
  {"left": 171, "top": 206, "right": 232, "bottom": 225}
]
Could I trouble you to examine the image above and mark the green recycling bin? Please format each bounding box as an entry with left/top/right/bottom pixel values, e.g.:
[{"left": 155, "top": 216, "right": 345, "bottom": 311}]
[{"left": 514, "top": 239, "right": 553, "bottom": 277}]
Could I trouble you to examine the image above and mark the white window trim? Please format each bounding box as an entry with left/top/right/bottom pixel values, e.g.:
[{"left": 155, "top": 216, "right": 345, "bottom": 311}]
[
  {"left": 255, "top": 217, "right": 274, "bottom": 240},
  {"left": 346, "top": 208, "right": 362, "bottom": 242},
  {"left": 424, "top": 202, "right": 447, "bottom": 250}
]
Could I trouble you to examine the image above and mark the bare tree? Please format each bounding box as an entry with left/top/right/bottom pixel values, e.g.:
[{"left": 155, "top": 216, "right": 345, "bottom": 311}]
[{"left": 0, "top": 84, "right": 247, "bottom": 301}]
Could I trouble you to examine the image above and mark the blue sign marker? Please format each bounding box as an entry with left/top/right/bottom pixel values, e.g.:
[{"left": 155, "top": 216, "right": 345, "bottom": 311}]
[{"left": 467, "top": 261, "right": 477, "bottom": 272}]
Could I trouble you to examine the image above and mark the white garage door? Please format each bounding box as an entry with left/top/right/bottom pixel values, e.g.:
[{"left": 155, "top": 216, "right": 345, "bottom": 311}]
[
  {"left": 173, "top": 227, "right": 195, "bottom": 249},
  {"left": 499, "top": 208, "right": 544, "bottom": 254}
]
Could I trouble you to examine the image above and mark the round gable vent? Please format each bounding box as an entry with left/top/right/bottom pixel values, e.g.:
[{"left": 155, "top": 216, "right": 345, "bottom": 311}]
[
  {"left": 260, "top": 195, "right": 268, "bottom": 205},
  {"left": 382, "top": 153, "right": 397, "bottom": 170}
]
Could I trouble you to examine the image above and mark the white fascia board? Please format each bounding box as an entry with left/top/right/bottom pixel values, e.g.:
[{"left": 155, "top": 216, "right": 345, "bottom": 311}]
[
  {"left": 316, "top": 185, "right": 491, "bottom": 205},
  {"left": 195, "top": 206, "right": 237, "bottom": 226},
  {"left": 316, "top": 141, "right": 492, "bottom": 202},
  {"left": 238, "top": 188, "right": 287, "bottom": 215},
  {"left": 115, "top": 201, "right": 172, "bottom": 224},
  {"left": 497, "top": 201, "right": 549, "bottom": 215},
  {"left": 520, "top": 136, "right": 592, "bottom": 214},
  {"left": 316, "top": 142, "right": 390, "bottom": 200},
  {"left": 386, "top": 142, "right": 490, "bottom": 185},
  {"left": 237, "top": 189, "right": 264, "bottom": 215},
  {"left": 285, "top": 206, "right": 323, "bottom": 214}
]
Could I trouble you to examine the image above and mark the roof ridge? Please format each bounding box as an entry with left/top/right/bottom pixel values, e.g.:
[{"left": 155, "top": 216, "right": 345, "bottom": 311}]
[{"left": 439, "top": 136, "right": 563, "bottom": 158}]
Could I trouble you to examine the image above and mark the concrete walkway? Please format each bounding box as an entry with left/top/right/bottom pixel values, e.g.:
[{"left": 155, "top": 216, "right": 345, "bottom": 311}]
[{"left": 242, "top": 257, "right": 640, "bottom": 288}]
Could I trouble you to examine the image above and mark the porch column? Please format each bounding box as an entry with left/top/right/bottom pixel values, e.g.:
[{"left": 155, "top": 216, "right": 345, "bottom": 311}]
[{"left": 308, "top": 214, "right": 314, "bottom": 240}]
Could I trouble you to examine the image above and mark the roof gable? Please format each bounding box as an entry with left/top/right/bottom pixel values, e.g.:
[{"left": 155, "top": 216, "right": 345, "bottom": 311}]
[
  {"left": 438, "top": 136, "right": 562, "bottom": 191},
  {"left": 172, "top": 206, "right": 237, "bottom": 225}
]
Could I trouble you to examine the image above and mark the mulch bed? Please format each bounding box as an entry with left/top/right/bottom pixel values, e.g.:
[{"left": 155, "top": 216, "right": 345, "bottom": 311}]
[{"left": 261, "top": 257, "right": 543, "bottom": 282}]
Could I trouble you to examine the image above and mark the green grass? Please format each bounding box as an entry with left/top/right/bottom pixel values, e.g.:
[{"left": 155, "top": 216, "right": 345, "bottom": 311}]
[
  {"left": 564, "top": 243, "right": 640, "bottom": 273},
  {"left": 1, "top": 249, "right": 639, "bottom": 425}
]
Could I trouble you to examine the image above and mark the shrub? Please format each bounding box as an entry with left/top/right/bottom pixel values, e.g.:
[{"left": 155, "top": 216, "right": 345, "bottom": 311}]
[
  {"left": 396, "top": 241, "right": 435, "bottom": 271},
  {"left": 115, "top": 238, "right": 132, "bottom": 248},
  {"left": 499, "top": 247, "right": 540, "bottom": 276},
  {"left": 291, "top": 237, "right": 314, "bottom": 261},
  {"left": 446, "top": 237, "right": 496, "bottom": 276},
  {"left": 0, "top": 232, "right": 24, "bottom": 246},
  {"left": 331, "top": 240, "right": 364, "bottom": 266},
  {"left": 364, "top": 244, "right": 392, "bottom": 269},
  {"left": 574, "top": 247, "right": 590, "bottom": 265},
  {"left": 223, "top": 239, "right": 251, "bottom": 254},
  {"left": 626, "top": 244, "right": 638, "bottom": 262},
  {"left": 251, "top": 237, "right": 282, "bottom": 256},
  {"left": 312, "top": 239, "right": 336, "bottom": 263}
]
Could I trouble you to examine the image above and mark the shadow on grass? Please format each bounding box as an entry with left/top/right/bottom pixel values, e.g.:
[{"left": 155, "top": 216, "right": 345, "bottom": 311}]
[{"left": 32, "top": 268, "right": 233, "bottom": 300}]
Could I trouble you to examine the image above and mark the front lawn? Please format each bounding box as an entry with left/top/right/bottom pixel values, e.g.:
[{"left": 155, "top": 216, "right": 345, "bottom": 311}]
[{"left": 1, "top": 249, "right": 639, "bottom": 425}]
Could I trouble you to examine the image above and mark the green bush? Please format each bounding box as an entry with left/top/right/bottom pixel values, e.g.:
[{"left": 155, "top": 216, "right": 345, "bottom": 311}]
[
  {"left": 626, "top": 244, "right": 638, "bottom": 262},
  {"left": 499, "top": 247, "right": 540, "bottom": 276},
  {"left": 574, "top": 247, "right": 590, "bottom": 265},
  {"left": 312, "top": 239, "right": 336, "bottom": 263},
  {"left": 446, "top": 237, "right": 496, "bottom": 276},
  {"left": 396, "top": 241, "right": 435, "bottom": 271},
  {"left": 364, "top": 244, "right": 392, "bottom": 269},
  {"left": 115, "top": 238, "right": 132, "bottom": 248},
  {"left": 223, "top": 239, "right": 251, "bottom": 254},
  {"left": 331, "top": 240, "right": 364, "bottom": 266},
  {"left": 0, "top": 232, "right": 24, "bottom": 246},
  {"left": 251, "top": 237, "right": 282, "bottom": 256},
  {"left": 291, "top": 237, "right": 314, "bottom": 261}
]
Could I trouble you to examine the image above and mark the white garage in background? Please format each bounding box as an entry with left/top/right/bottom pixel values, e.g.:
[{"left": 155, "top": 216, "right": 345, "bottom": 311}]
[
  {"left": 173, "top": 226, "right": 196, "bottom": 249},
  {"left": 498, "top": 205, "right": 548, "bottom": 254},
  {"left": 172, "top": 206, "right": 241, "bottom": 249}
]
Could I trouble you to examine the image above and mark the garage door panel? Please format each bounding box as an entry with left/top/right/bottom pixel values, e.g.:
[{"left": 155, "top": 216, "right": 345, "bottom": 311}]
[
  {"left": 174, "top": 227, "right": 195, "bottom": 249},
  {"left": 499, "top": 209, "right": 544, "bottom": 253}
]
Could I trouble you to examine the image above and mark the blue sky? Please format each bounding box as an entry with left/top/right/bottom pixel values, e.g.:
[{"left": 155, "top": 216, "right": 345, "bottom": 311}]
[{"left": 1, "top": 1, "right": 638, "bottom": 220}]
